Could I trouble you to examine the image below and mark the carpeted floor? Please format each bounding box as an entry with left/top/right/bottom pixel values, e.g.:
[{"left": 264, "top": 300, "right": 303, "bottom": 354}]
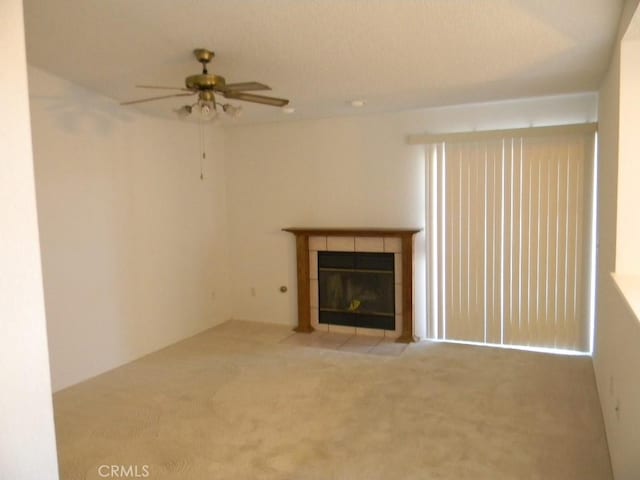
[{"left": 53, "top": 320, "right": 612, "bottom": 479}]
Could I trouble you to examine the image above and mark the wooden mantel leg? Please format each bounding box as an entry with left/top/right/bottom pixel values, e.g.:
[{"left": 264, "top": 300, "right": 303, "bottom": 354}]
[
  {"left": 396, "top": 235, "right": 416, "bottom": 343},
  {"left": 294, "top": 234, "right": 314, "bottom": 333}
]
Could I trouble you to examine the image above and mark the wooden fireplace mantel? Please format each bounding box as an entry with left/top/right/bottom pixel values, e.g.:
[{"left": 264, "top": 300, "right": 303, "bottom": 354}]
[{"left": 283, "top": 227, "right": 421, "bottom": 343}]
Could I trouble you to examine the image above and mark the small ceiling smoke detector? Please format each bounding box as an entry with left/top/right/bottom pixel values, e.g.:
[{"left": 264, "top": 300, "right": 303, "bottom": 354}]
[
  {"left": 350, "top": 99, "right": 366, "bottom": 107},
  {"left": 282, "top": 106, "right": 295, "bottom": 114}
]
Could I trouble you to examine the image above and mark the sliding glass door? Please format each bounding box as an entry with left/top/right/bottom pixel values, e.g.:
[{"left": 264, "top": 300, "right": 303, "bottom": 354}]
[{"left": 425, "top": 126, "right": 596, "bottom": 352}]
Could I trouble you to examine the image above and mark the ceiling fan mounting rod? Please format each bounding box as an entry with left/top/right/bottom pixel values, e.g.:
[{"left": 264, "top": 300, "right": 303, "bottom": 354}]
[{"left": 194, "top": 48, "right": 214, "bottom": 74}]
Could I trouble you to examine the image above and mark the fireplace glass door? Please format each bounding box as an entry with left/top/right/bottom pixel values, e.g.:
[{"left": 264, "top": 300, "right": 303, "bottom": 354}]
[{"left": 318, "top": 251, "right": 395, "bottom": 330}]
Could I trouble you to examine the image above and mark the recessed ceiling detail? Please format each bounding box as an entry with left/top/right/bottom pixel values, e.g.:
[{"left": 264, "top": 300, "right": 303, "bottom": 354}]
[{"left": 23, "top": 0, "right": 623, "bottom": 124}]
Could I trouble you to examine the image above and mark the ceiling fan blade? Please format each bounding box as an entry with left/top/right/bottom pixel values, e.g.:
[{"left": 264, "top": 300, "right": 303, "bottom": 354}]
[
  {"left": 136, "top": 85, "right": 192, "bottom": 92},
  {"left": 223, "top": 82, "right": 271, "bottom": 92},
  {"left": 121, "top": 92, "right": 195, "bottom": 106},
  {"left": 223, "top": 91, "right": 289, "bottom": 107}
]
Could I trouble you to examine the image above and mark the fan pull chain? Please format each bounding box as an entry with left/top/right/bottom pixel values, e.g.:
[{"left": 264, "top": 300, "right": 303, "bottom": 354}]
[{"left": 199, "top": 119, "right": 205, "bottom": 180}]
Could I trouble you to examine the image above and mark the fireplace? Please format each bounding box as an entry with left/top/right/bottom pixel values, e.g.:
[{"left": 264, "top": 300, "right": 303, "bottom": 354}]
[
  {"left": 283, "top": 228, "right": 421, "bottom": 343},
  {"left": 318, "top": 251, "right": 395, "bottom": 330}
]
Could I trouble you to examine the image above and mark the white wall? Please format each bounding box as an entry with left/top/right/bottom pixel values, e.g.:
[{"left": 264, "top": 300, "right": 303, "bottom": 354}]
[
  {"left": 29, "top": 67, "right": 232, "bottom": 391},
  {"left": 617, "top": 32, "right": 640, "bottom": 274},
  {"left": 593, "top": 1, "right": 640, "bottom": 479},
  {"left": 0, "top": 1, "right": 59, "bottom": 478},
  {"left": 224, "top": 94, "right": 597, "bottom": 337}
]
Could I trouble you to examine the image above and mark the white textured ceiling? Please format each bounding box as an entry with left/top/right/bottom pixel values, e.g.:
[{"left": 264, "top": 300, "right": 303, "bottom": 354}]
[{"left": 23, "top": 0, "right": 623, "bottom": 125}]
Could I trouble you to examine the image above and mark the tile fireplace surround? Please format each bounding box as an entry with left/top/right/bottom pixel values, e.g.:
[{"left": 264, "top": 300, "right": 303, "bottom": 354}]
[{"left": 283, "top": 228, "right": 421, "bottom": 343}]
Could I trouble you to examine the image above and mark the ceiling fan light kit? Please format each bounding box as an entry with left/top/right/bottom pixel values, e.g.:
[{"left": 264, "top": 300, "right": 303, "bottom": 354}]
[{"left": 121, "top": 48, "right": 289, "bottom": 120}]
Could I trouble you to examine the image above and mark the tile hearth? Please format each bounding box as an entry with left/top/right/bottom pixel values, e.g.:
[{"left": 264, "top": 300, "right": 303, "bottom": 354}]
[{"left": 280, "top": 331, "right": 408, "bottom": 356}]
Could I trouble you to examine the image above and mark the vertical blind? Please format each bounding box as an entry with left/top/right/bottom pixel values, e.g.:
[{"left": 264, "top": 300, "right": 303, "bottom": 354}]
[{"left": 423, "top": 126, "right": 596, "bottom": 352}]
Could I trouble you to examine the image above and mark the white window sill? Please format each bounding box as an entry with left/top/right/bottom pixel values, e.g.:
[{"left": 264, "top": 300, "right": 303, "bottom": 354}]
[{"left": 611, "top": 273, "right": 640, "bottom": 323}]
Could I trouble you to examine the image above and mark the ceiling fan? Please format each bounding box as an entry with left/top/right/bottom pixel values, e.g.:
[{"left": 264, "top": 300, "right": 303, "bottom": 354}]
[{"left": 121, "top": 48, "right": 290, "bottom": 119}]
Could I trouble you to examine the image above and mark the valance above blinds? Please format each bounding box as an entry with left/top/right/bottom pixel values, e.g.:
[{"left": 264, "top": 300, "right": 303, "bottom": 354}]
[
  {"left": 409, "top": 123, "right": 597, "bottom": 145},
  {"left": 423, "top": 125, "right": 596, "bottom": 352}
]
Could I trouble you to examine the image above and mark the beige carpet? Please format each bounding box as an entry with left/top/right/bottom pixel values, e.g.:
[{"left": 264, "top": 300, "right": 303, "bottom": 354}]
[{"left": 53, "top": 320, "right": 612, "bottom": 479}]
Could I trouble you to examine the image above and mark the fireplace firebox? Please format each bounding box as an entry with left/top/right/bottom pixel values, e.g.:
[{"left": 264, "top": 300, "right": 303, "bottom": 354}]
[{"left": 318, "top": 251, "right": 395, "bottom": 330}]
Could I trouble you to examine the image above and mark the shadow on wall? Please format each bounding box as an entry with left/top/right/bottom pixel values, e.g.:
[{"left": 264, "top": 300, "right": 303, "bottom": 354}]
[{"left": 29, "top": 80, "right": 134, "bottom": 135}]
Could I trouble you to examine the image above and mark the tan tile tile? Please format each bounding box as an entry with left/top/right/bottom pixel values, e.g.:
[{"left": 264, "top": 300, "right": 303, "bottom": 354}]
[
  {"left": 309, "top": 236, "right": 327, "bottom": 251},
  {"left": 395, "top": 288, "right": 402, "bottom": 314},
  {"left": 338, "top": 342, "right": 375, "bottom": 355},
  {"left": 310, "top": 307, "right": 320, "bottom": 329},
  {"left": 391, "top": 314, "right": 403, "bottom": 338},
  {"left": 354, "top": 237, "right": 384, "bottom": 252},
  {"left": 355, "top": 327, "right": 385, "bottom": 337},
  {"left": 309, "top": 251, "right": 318, "bottom": 279},
  {"left": 314, "top": 322, "right": 329, "bottom": 333},
  {"left": 328, "top": 324, "right": 356, "bottom": 335},
  {"left": 394, "top": 253, "right": 402, "bottom": 283},
  {"left": 310, "top": 279, "right": 318, "bottom": 308},
  {"left": 327, "top": 236, "right": 355, "bottom": 252},
  {"left": 385, "top": 327, "right": 401, "bottom": 340},
  {"left": 280, "top": 332, "right": 316, "bottom": 346},
  {"left": 344, "top": 335, "right": 382, "bottom": 347},
  {"left": 310, "top": 332, "right": 351, "bottom": 349},
  {"left": 384, "top": 237, "right": 402, "bottom": 253}
]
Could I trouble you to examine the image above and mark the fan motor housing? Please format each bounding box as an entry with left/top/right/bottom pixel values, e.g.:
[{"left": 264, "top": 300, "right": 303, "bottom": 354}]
[{"left": 185, "top": 74, "right": 226, "bottom": 91}]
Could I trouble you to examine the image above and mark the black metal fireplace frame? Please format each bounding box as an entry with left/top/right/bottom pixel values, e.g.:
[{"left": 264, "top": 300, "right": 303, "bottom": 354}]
[{"left": 317, "top": 251, "right": 395, "bottom": 330}]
